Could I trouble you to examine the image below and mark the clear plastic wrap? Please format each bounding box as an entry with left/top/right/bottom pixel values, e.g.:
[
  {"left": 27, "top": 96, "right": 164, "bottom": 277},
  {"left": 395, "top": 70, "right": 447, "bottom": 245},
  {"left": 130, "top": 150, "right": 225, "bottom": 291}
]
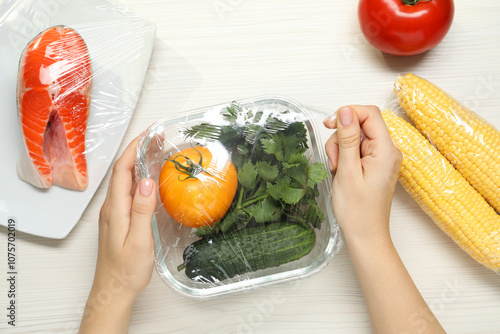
[
  {"left": 136, "top": 96, "right": 342, "bottom": 299},
  {"left": 17, "top": 25, "right": 93, "bottom": 191},
  {"left": 394, "top": 73, "right": 500, "bottom": 213},
  {"left": 0, "top": 0, "right": 156, "bottom": 238},
  {"left": 382, "top": 73, "right": 500, "bottom": 273}
]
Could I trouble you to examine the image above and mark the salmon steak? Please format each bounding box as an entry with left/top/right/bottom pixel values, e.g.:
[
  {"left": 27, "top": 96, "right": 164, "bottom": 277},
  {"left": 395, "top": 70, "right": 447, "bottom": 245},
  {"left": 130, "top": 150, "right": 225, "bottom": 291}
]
[{"left": 17, "top": 26, "right": 92, "bottom": 191}]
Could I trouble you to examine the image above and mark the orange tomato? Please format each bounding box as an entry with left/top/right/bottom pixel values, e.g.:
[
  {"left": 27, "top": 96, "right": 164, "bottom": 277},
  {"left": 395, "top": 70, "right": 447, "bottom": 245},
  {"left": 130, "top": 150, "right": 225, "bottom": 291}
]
[{"left": 158, "top": 145, "right": 238, "bottom": 228}]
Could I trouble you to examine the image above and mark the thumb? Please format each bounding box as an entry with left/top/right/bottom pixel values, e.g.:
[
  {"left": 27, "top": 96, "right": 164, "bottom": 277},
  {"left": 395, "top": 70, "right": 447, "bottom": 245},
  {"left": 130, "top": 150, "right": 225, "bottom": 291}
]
[
  {"left": 336, "top": 107, "right": 362, "bottom": 173},
  {"left": 128, "top": 178, "right": 156, "bottom": 245}
]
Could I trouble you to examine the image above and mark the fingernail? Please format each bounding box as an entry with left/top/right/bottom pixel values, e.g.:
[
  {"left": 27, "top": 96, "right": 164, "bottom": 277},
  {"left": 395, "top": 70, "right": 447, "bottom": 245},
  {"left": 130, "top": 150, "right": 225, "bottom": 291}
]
[
  {"left": 323, "top": 115, "right": 336, "bottom": 124},
  {"left": 339, "top": 107, "right": 353, "bottom": 126},
  {"left": 140, "top": 178, "right": 153, "bottom": 197}
]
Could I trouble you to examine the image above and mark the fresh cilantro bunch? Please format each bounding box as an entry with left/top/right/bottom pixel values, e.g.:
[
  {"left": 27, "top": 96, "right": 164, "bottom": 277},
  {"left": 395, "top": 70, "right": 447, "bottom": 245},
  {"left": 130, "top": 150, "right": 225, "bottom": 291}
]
[{"left": 184, "top": 102, "right": 329, "bottom": 237}]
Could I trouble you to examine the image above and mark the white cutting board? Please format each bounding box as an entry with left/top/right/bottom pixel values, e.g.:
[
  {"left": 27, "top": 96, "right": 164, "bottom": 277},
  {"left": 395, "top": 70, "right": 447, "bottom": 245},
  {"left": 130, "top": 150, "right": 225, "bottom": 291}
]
[{"left": 0, "top": 0, "right": 156, "bottom": 238}]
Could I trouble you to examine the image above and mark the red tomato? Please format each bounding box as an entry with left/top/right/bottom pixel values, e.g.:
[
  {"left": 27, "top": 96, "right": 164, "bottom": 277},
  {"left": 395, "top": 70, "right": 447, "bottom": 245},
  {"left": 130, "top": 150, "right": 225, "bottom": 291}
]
[
  {"left": 358, "top": 0, "right": 454, "bottom": 56},
  {"left": 158, "top": 146, "right": 237, "bottom": 228}
]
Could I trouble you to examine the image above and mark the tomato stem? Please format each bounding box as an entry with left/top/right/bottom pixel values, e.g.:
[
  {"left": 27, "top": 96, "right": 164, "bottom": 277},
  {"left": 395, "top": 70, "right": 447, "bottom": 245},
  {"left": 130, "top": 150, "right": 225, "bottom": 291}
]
[
  {"left": 166, "top": 147, "right": 212, "bottom": 181},
  {"left": 402, "top": 0, "right": 431, "bottom": 5}
]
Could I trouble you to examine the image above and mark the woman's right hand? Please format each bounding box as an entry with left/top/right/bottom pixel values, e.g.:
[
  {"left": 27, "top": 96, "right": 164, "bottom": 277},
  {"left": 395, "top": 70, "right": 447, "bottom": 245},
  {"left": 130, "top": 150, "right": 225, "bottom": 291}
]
[{"left": 323, "top": 105, "right": 402, "bottom": 245}]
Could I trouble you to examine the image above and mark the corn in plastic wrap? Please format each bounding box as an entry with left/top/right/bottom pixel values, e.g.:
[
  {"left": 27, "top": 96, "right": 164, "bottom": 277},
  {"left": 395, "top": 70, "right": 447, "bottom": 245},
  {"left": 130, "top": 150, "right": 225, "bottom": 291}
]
[
  {"left": 395, "top": 73, "right": 500, "bottom": 213},
  {"left": 382, "top": 110, "right": 500, "bottom": 273}
]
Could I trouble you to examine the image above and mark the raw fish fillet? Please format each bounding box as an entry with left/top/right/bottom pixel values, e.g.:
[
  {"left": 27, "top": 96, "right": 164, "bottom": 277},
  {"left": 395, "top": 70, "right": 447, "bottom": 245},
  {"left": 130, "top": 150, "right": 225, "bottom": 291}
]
[{"left": 17, "top": 26, "right": 92, "bottom": 191}]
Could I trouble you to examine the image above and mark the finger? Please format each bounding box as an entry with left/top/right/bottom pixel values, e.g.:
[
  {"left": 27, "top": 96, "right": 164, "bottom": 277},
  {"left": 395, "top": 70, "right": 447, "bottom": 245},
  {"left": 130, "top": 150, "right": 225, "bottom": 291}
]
[
  {"left": 361, "top": 136, "right": 375, "bottom": 157},
  {"left": 349, "top": 105, "right": 392, "bottom": 143},
  {"left": 99, "top": 168, "right": 115, "bottom": 218},
  {"left": 323, "top": 115, "right": 337, "bottom": 129},
  {"left": 323, "top": 115, "right": 339, "bottom": 172},
  {"left": 336, "top": 107, "right": 362, "bottom": 174},
  {"left": 107, "top": 138, "right": 140, "bottom": 234},
  {"left": 324, "top": 109, "right": 368, "bottom": 173},
  {"left": 127, "top": 178, "right": 156, "bottom": 248},
  {"left": 351, "top": 106, "right": 400, "bottom": 163},
  {"left": 325, "top": 131, "right": 339, "bottom": 172}
]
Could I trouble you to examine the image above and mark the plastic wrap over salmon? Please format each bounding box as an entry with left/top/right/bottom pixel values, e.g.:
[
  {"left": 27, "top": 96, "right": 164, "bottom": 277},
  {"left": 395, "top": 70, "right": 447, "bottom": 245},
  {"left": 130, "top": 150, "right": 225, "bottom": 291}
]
[
  {"left": 17, "top": 26, "right": 92, "bottom": 191},
  {"left": 0, "top": 0, "right": 156, "bottom": 239}
]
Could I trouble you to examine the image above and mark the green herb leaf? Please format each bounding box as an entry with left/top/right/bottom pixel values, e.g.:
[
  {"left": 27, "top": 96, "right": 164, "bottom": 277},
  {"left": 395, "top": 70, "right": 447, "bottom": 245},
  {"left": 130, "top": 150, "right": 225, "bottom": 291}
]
[
  {"left": 267, "top": 181, "right": 281, "bottom": 201},
  {"left": 286, "top": 166, "right": 307, "bottom": 186},
  {"left": 237, "top": 144, "right": 249, "bottom": 155},
  {"left": 304, "top": 200, "right": 325, "bottom": 229},
  {"left": 256, "top": 161, "right": 279, "bottom": 182},
  {"left": 247, "top": 198, "right": 281, "bottom": 223},
  {"left": 281, "top": 187, "right": 306, "bottom": 205},
  {"left": 222, "top": 102, "right": 241, "bottom": 121},
  {"left": 219, "top": 210, "right": 251, "bottom": 233},
  {"left": 238, "top": 161, "right": 258, "bottom": 189},
  {"left": 218, "top": 126, "right": 240, "bottom": 144},
  {"left": 285, "top": 152, "right": 308, "bottom": 168},
  {"left": 283, "top": 136, "right": 305, "bottom": 160},
  {"left": 185, "top": 102, "right": 328, "bottom": 236},
  {"left": 184, "top": 123, "right": 222, "bottom": 141},
  {"left": 261, "top": 135, "right": 284, "bottom": 161},
  {"left": 245, "top": 124, "right": 265, "bottom": 145},
  {"left": 268, "top": 176, "right": 306, "bottom": 205},
  {"left": 194, "top": 225, "right": 215, "bottom": 237},
  {"left": 307, "top": 162, "right": 329, "bottom": 188},
  {"left": 283, "top": 122, "right": 308, "bottom": 149}
]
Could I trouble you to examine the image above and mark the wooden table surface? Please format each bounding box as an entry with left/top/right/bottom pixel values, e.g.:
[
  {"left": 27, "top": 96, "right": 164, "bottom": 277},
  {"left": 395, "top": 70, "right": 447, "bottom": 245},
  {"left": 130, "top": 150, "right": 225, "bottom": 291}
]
[{"left": 1, "top": 0, "right": 500, "bottom": 333}]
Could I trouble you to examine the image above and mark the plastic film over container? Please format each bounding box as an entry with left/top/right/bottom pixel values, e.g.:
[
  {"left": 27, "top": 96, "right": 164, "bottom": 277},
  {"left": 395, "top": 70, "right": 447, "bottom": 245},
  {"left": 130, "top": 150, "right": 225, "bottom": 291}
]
[{"left": 136, "top": 96, "right": 342, "bottom": 299}]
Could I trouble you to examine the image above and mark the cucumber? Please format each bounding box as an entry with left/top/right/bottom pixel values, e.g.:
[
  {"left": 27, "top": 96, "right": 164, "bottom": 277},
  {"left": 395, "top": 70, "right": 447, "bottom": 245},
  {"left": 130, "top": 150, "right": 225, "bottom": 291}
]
[{"left": 177, "top": 222, "right": 316, "bottom": 282}]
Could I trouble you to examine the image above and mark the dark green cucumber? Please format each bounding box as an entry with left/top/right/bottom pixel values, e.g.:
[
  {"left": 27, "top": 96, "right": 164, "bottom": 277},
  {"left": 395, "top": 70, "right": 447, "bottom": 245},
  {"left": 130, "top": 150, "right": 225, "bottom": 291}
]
[{"left": 177, "top": 223, "right": 316, "bottom": 282}]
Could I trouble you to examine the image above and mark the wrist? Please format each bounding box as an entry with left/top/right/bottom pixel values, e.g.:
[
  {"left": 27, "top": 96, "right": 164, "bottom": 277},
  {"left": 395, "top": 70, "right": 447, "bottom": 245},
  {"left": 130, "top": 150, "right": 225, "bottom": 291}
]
[
  {"left": 90, "top": 265, "right": 144, "bottom": 302},
  {"left": 80, "top": 284, "right": 136, "bottom": 334},
  {"left": 88, "top": 279, "right": 138, "bottom": 309},
  {"left": 343, "top": 230, "right": 394, "bottom": 257}
]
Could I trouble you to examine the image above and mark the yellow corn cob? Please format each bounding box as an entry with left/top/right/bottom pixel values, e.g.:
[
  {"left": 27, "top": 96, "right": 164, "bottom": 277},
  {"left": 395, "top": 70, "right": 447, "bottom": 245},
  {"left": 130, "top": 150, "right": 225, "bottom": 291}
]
[
  {"left": 395, "top": 73, "right": 500, "bottom": 213},
  {"left": 382, "top": 110, "right": 500, "bottom": 273}
]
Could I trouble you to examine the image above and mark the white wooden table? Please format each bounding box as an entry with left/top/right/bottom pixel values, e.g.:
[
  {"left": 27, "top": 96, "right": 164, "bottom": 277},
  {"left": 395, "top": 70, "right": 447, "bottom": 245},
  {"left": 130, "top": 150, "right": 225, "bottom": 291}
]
[{"left": 1, "top": 0, "right": 500, "bottom": 333}]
